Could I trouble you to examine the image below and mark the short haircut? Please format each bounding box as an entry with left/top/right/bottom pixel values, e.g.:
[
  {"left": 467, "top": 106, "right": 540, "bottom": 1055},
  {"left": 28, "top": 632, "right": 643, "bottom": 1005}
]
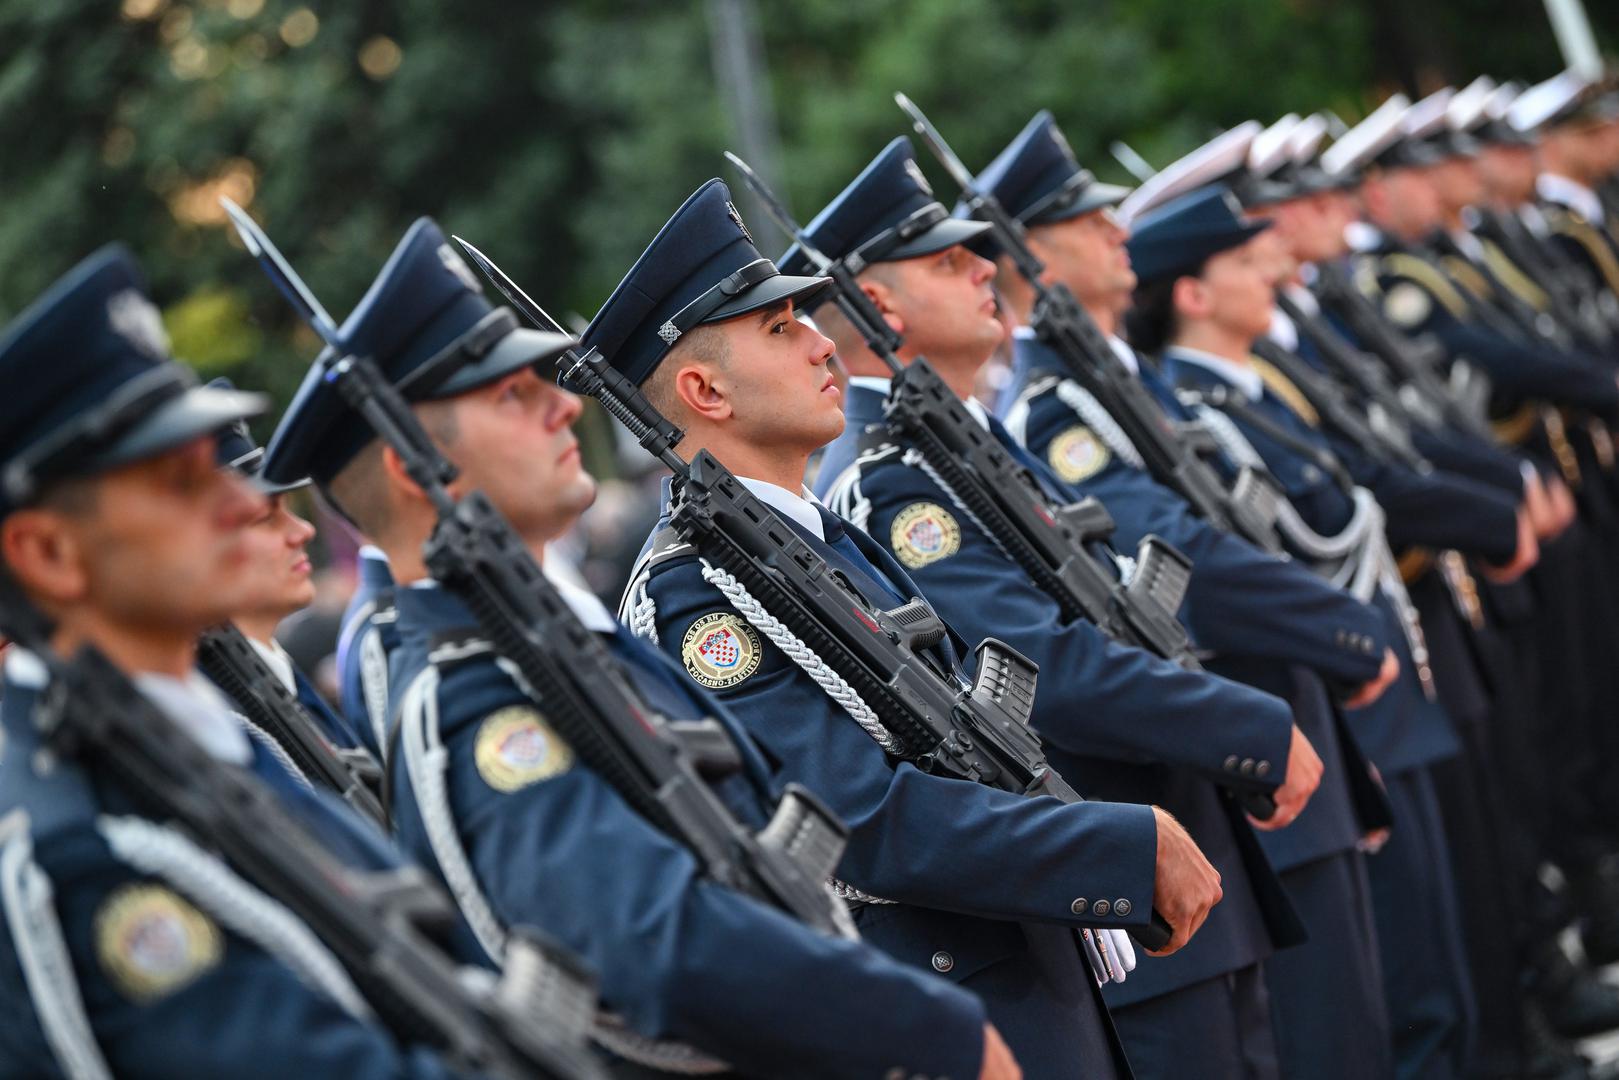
[
  {"left": 643, "top": 322, "right": 732, "bottom": 419},
  {"left": 321, "top": 397, "right": 460, "bottom": 540}
]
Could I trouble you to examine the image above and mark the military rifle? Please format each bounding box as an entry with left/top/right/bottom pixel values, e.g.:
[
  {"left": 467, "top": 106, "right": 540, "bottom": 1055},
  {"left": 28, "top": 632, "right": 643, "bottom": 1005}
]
[
  {"left": 896, "top": 93, "right": 1285, "bottom": 553},
  {"left": 723, "top": 150, "right": 1202, "bottom": 673},
  {"left": 458, "top": 236, "right": 1182, "bottom": 951},
  {"left": 224, "top": 200, "right": 853, "bottom": 940},
  {"left": 196, "top": 621, "right": 387, "bottom": 826},
  {"left": 0, "top": 576, "right": 605, "bottom": 1080},
  {"left": 1250, "top": 338, "right": 1430, "bottom": 472}
]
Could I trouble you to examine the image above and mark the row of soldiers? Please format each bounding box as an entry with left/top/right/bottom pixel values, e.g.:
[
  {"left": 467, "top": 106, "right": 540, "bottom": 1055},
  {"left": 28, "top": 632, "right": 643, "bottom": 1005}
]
[{"left": 2, "top": 59, "right": 1619, "bottom": 1080}]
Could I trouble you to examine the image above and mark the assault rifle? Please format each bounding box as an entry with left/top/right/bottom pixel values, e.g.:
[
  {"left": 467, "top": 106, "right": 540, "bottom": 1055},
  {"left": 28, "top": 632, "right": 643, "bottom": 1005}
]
[
  {"left": 196, "top": 621, "right": 386, "bottom": 826},
  {"left": 225, "top": 200, "right": 852, "bottom": 940},
  {"left": 0, "top": 576, "right": 605, "bottom": 1080},
  {"left": 896, "top": 94, "right": 1285, "bottom": 553},
  {"left": 1250, "top": 338, "right": 1430, "bottom": 472},
  {"left": 456, "top": 237, "right": 1181, "bottom": 950},
  {"left": 1311, "top": 262, "right": 1494, "bottom": 440},
  {"left": 722, "top": 150, "right": 1200, "bottom": 672}
]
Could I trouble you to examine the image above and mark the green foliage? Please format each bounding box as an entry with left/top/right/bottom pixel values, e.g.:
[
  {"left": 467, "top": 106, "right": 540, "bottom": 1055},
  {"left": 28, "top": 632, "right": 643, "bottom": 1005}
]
[{"left": 2, "top": 0, "right": 1616, "bottom": 453}]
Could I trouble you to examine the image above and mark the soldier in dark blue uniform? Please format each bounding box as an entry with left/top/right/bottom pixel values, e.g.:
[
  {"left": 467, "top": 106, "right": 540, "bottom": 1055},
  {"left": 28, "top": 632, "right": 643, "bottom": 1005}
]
[
  {"left": 582, "top": 177, "right": 1232, "bottom": 1080},
  {"left": 1125, "top": 186, "right": 1495, "bottom": 1080},
  {"left": 335, "top": 545, "right": 398, "bottom": 758},
  {"left": 255, "top": 215, "right": 1025, "bottom": 1080},
  {"left": 0, "top": 246, "right": 499, "bottom": 1078},
  {"left": 955, "top": 109, "right": 1406, "bottom": 1080}
]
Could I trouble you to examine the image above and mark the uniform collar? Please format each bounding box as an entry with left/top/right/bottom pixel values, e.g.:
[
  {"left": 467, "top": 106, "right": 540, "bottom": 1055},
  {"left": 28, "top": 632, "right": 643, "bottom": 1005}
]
[
  {"left": 246, "top": 635, "right": 297, "bottom": 695},
  {"left": 1163, "top": 345, "right": 1266, "bottom": 402},
  {"left": 847, "top": 373, "right": 994, "bottom": 430},
  {"left": 1344, "top": 220, "right": 1384, "bottom": 252},
  {"left": 141, "top": 668, "right": 253, "bottom": 765},
  {"left": 402, "top": 565, "right": 618, "bottom": 635},
  {"left": 1013, "top": 323, "right": 1141, "bottom": 375},
  {"left": 1282, "top": 282, "right": 1320, "bottom": 316},
  {"left": 1538, "top": 173, "right": 1605, "bottom": 224},
  {"left": 1268, "top": 306, "right": 1299, "bottom": 352},
  {"left": 736, "top": 476, "right": 826, "bottom": 541}
]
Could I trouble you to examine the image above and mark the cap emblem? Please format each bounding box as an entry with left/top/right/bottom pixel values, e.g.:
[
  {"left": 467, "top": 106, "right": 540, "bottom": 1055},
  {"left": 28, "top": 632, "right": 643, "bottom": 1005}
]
[
  {"left": 657, "top": 320, "right": 682, "bottom": 345},
  {"left": 106, "top": 289, "right": 169, "bottom": 360},
  {"left": 903, "top": 158, "right": 934, "bottom": 196},
  {"left": 438, "top": 243, "right": 484, "bottom": 293},
  {"left": 725, "top": 201, "right": 755, "bottom": 245}
]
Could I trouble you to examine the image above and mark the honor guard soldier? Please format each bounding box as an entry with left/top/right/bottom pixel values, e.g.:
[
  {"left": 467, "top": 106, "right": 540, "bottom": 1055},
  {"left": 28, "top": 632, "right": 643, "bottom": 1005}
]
[
  {"left": 588, "top": 177, "right": 1226, "bottom": 1080},
  {"left": 254, "top": 215, "right": 1020, "bottom": 1080},
  {"left": 1126, "top": 187, "right": 1492, "bottom": 1080},
  {"left": 0, "top": 246, "right": 512, "bottom": 1078},
  {"left": 975, "top": 109, "right": 1402, "bottom": 1080},
  {"left": 335, "top": 544, "right": 399, "bottom": 757}
]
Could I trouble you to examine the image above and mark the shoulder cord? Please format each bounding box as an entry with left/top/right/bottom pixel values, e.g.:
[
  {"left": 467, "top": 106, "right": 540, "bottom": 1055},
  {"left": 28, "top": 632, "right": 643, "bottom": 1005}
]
[
  {"left": 999, "top": 376, "right": 1055, "bottom": 444},
  {"left": 359, "top": 618, "right": 394, "bottom": 756},
  {"left": 230, "top": 709, "right": 318, "bottom": 793},
  {"left": 0, "top": 811, "right": 113, "bottom": 1080},
  {"left": 821, "top": 445, "right": 903, "bottom": 534},
  {"left": 1053, "top": 379, "right": 1146, "bottom": 468},
  {"left": 397, "top": 646, "right": 731, "bottom": 1074},
  {"left": 96, "top": 813, "right": 371, "bottom": 1020}
]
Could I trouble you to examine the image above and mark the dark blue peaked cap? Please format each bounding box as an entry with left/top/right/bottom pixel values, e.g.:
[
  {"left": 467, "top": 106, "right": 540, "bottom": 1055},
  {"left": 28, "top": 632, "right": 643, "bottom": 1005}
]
[
  {"left": 582, "top": 178, "right": 832, "bottom": 387},
  {"left": 261, "top": 217, "right": 576, "bottom": 486},
  {"left": 1126, "top": 185, "right": 1272, "bottom": 286},
  {"left": 777, "top": 137, "right": 991, "bottom": 293},
  {"left": 208, "top": 376, "right": 307, "bottom": 494},
  {"left": 0, "top": 245, "right": 263, "bottom": 518},
  {"left": 972, "top": 111, "right": 1133, "bottom": 227}
]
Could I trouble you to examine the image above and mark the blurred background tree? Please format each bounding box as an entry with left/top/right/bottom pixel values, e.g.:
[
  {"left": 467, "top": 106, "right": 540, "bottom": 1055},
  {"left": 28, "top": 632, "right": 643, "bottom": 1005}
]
[{"left": 2, "top": 0, "right": 1614, "bottom": 439}]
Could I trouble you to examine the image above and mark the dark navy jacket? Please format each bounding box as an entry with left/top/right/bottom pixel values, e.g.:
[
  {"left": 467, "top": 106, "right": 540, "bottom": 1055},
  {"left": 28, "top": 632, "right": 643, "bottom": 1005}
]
[
  {"left": 384, "top": 582, "right": 991, "bottom": 1080},
  {"left": 336, "top": 547, "right": 399, "bottom": 759},
  {"left": 632, "top": 486, "right": 1160, "bottom": 1074},
  {"left": 1162, "top": 349, "right": 1462, "bottom": 776},
  {"left": 812, "top": 383, "right": 1315, "bottom": 1006},
  {"left": 0, "top": 656, "right": 472, "bottom": 1079}
]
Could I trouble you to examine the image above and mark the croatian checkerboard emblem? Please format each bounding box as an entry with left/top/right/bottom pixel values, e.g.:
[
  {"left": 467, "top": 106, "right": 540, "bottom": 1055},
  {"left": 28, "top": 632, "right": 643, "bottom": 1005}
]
[
  {"left": 891, "top": 502, "right": 961, "bottom": 568},
  {"left": 95, "top": 883, "right": 222, "bottom": 1002},
  {"left": 474, "top": 706, "right": 574, "bottom": 792},
  {"left": 681, "top": 612, "right": 762, "bottom": 689},
  {"left": 1048, "top": 425, "right": 1111, "bottom": 483}
]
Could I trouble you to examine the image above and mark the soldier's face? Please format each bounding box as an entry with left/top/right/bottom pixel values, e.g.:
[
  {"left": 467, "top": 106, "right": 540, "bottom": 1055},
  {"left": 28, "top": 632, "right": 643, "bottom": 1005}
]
[
  {"left": 235, "top": 493, "right": 317, "bottom": 622},
  {"left": 1431, "top": 156, "right": 1485, "bottom": 212},
  {"left": 878, "top": 244, "right": 1003, "bottom": 376},
  {"left": 1031, "top": 209, "right": 1136, "bottom": 311},
  {"left": 18, "top": 436, "right": 268, "bottom": 637},
  {"left": 1267, "top": 197, "right": 1337, "bottom": 264},
  {"left": 442, "top": 367, "right": 596, "bottom": 545},
  {"left": 708, "top": 298, "right": 844, "bottom": 453},
  {"left": 1373, "top": 169, "right": 1443, "bottom": 236},
  {"left": 1478, "top": 144, "right": 1537, "bottom": 204},
  {"left": 1192, "top": 238, "right": 1277, "bottom": 341}
]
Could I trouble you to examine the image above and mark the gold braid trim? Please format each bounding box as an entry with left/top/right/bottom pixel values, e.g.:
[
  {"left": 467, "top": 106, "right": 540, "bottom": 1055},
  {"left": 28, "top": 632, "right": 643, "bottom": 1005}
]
[
  {"left": 1441, "top": 255, "right": 1495, "bottom": 303},
  {"left": 1546, "top": 207, "right": 1619, "bottom": 298},
  {"left": 1480, "top": 240, "right": 1552, "bottom": 311},
  {"left": 1380, "top": 254, "right": 1471, "bottom": 317},
  {"left": 1543, "top": 406, "right": 1583, "bottom": 488},
  {"left": 1247, "top": 355, "right": 1320, "bottom": 427},
  {"left": 1397, "top": 547, "right": 1434, "bottom": 584},
  {"left": 1490, "top": 401, "right": 1540, "bottom": 446}
]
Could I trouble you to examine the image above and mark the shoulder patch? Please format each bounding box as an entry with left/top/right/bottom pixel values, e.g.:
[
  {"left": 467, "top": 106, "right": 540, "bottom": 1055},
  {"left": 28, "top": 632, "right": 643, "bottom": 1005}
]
[
  {"left": 1382, "top": 282, "right": 1432, "bottom": 329},
  {"left": 681, "top": 613, "right": 763, "bottom": 689},
  {"left": 891, "top": 502, "right": 962, "bottom": 568},
  {"left": 474, "top": 706, "right": 574, "bottom": 792},
  {"left": 95, "top": 883, "right": 222, "bottom": 1003},
  {"left": 1047, "top": 425, "right": 1111, "bottom": 483}
]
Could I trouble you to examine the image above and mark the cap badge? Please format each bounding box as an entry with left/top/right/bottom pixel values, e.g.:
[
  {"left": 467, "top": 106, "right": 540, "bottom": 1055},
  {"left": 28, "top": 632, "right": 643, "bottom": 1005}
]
[
  {"left": 657, "top": 320, "right": 682, "bottom": 345},
  {"left": 891, "top": 502, "right": 961, "bottom": 568},
  {"left": 106, "top": 289, "right": 169, "bottom": 360},
  {"left": 682, "top": 612, "right": 762, "bottom": 689},
  {"left": 725, "top": 201, "right": 755, "bottom": 245},
  {"left": 903, "top": 158, "right": 934, "bottom": 196},
  {"left": 474, "top": 706, "right": 574, "bottom": 792},
  {"left": 438, "top": 244, "right": 484, "bottom": 293}
]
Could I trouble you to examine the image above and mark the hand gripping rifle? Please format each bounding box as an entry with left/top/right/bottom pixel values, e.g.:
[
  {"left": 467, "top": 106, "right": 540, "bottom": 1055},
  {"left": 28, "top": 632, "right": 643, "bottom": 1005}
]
[
  {"left": 722, "top": 150, "right": 1203, "bottom": 675},
  {"left": 0, "top": 575, "right": 605, "bottom": 1080},
  {"left": 223, "top": 202, "right": 852, "bottom": 940},
  {"left": 455, "top": 237, "right": 1179, "bottom": 951},
  {"left": 896, "top": 94, "right": 1285, "bottom": 553},
  {"left": 195, "top": 621, "right": 387, "bottom": 826}
]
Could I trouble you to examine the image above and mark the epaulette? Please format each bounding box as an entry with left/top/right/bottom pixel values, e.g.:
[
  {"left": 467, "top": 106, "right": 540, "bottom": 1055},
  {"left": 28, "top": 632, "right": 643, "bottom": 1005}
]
[
  {"left": 1377, "top": 253, "right": 1471, "bottom": 319},
  {"left": 1543, "top": 205, "right": 1619, "bottom": 297}
]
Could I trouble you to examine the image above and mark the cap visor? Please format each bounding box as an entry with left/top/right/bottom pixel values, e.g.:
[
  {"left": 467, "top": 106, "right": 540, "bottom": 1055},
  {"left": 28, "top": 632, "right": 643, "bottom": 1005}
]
[
  {"left": 886, "top": 217, "right": 994, "bottom": 262},
  {"left": 1034, "top": 182, "right": 1135, "bottom": 224},
  {"left": 437, "top": 326, "right": 579, "bottom": 396},
  {"left": 89, "top": 385, "right": 268, "bottom": 474},
  {"left": 705, "top": 272, "right": 834, "bottom": 323}
]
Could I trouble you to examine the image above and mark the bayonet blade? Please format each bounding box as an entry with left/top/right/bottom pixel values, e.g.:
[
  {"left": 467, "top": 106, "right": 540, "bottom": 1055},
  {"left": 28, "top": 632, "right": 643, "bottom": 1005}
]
[
  {"left": 452, "top": 236, "right": 569, "bottom": 338},
  {"left": 893, "top": 92, "right": 976, "bottom": 193},
  {"left": 722, "top": 151, "right": 833, "bottom": 272},
  {"left": 219, "top": 197, "right": 340, "bottom": 346}
]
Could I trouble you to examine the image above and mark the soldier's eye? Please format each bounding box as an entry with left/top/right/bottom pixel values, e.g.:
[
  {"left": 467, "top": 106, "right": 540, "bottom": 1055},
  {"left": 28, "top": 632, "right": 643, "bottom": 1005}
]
[{"left": 771, "top": 319, "right": 789, "bottom": 335}]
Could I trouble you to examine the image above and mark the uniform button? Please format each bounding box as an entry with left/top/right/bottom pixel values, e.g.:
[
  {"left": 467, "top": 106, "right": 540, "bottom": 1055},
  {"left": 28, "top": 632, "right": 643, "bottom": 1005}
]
[
  {"left": 1114, "top": 898, "right": 1133, "bottom": 917},
  {"left": 1071, "top": 897, "right": 1088, "bottom": 915},
  {"left": 1303, "top": 465, "right": 1322, "bottom": 483},
  {"left": 1093, "top": 899, "right": 1111, "bottom": 916},
  {"left": 1240, "top": 758, "right": 1256, "bottom": 776},
  {"left": 1256, "top": 760, "right": 1271, "bottom": 778},
  {"left": 1224, "top": 754, "right": 1240, "bottom": 772},
  {"left": 931, "top": 950, "right": 954, "bottom": 974}
]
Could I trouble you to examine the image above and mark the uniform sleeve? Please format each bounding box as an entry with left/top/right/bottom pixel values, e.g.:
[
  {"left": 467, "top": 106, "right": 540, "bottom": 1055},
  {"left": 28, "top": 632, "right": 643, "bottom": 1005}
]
[
  {"left": 860, "top": 464, "right": 1295, "bottom": 794},
  {"left": 33, "top": 828, "right": 475, "bottom": 1080},
  {"left": 1418, "top": 302, "right": 1619, "bottom": 412},
  {"left": 642, "top": 558, "right": 1160, "bottom": 931},
  {"left": 429, "top": 663, "right": 987, "bottom": 1080},
  {"left": 1077, "top": 461, "right": 1389, "bottom": 685},
  {"left": 1411, "top": 428, "right": 1531, "bottom": 494}
]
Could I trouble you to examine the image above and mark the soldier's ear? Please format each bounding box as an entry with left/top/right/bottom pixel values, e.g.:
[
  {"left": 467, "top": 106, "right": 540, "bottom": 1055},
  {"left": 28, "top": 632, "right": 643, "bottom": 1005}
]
[
  {"left": 671, "top": 362, "right": 733, "bottom": 424},
  {"left": 1, "top": 510, "right": 91, "bottom": 610},
  {"left": 1171, "top": 275, "right": 1210, "bottom": 322},
  {"left": 859, "top": 277, "right": 905, "bottom": 337}
]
